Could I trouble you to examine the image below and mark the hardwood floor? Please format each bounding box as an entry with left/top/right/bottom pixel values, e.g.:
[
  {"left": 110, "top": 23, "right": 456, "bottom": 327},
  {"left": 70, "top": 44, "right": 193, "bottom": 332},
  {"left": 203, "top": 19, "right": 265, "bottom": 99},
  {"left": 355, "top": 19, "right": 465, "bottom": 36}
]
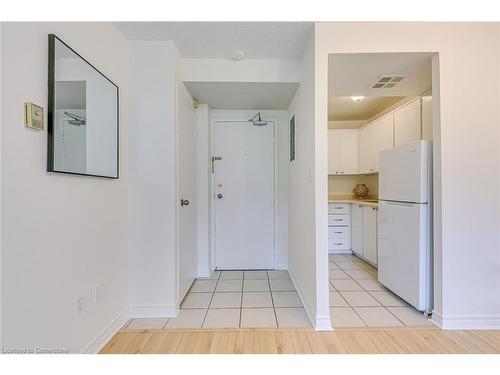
[{"left": 100, "top": 327, "right": 500, "bottom": 354}]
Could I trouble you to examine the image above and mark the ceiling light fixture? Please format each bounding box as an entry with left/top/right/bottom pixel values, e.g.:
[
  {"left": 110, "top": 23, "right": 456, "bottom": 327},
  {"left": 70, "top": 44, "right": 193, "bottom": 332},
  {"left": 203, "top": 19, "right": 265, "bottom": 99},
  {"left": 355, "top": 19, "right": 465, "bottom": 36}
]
[
  {"left": 351, "top": 96, "right": 364, "bottom": 102},
  {"left": 231, "top": 49, "right": 246, "bottom": 61}
]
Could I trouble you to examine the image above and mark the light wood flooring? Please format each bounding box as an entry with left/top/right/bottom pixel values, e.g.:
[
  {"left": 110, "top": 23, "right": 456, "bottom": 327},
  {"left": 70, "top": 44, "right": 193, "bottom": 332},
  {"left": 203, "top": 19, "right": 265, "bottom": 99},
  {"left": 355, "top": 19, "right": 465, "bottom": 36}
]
[{"left": 100, "top": 327, "right": 500, "bottom": 354}]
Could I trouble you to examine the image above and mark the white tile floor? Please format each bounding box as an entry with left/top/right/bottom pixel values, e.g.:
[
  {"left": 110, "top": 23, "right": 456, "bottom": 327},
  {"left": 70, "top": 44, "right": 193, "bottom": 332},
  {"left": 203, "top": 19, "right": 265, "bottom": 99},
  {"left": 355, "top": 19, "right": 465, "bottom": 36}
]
[
  {"left": 123, "top": 269, "right": 311, "bottom": 330},
  {"left": 123, "top": 254, "right": 433, "bottom": 331},
  {"left": 328, "top": 253, "right": 434, "bottom": 328}
]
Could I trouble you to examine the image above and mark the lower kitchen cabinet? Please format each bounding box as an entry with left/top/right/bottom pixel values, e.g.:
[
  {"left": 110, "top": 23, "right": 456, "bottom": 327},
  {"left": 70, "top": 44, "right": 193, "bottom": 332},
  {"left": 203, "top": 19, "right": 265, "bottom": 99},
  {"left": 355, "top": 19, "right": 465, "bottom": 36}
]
[
  {"left": 328, "top": 203, "right": 351, "bottom": 252},
  {"left": 351, "top": 204, "right": 363, "bottom": 257},
  {"left": 328, "top": 202, "right": 378, "bottom": 265},
  {"left": 362, "top": 205, "right": 378, "bottom": 265}
]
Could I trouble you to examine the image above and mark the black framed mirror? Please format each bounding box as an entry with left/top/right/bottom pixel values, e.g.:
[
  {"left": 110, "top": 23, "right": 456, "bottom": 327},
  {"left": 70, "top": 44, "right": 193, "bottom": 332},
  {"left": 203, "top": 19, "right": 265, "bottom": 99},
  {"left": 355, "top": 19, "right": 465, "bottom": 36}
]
[{"left": 47, "top": 34, "right": 119, "bottom": 179}]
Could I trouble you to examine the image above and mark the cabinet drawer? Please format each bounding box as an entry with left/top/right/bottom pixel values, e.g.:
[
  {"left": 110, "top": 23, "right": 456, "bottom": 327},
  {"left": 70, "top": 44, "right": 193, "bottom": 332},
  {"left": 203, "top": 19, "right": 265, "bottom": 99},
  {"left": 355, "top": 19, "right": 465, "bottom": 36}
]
[
  {"left": 328, "top": 203, "right": 350, "bottom": 214},
  {"left": 328, "top": 227, "right": 351, "bottom": 250},
  {"left": 329, "top": 227, "right": 350, "bottom": 240},
  {"left": 329, "top": 240, "right": 348, "bottom": 250},
  {"left": 328, "top": 214, "right": 350, "bottom": 226}
]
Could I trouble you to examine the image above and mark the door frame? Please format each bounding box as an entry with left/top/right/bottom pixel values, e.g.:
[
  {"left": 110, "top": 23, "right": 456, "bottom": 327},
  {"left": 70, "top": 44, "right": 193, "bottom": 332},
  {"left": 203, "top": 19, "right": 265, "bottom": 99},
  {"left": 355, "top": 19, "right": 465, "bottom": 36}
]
[
  {"left": 210, "top": 113, "right": 279, "bottom": 271},
  {"left": 174, "top": 83, "right": 197, "bottom": 308}
]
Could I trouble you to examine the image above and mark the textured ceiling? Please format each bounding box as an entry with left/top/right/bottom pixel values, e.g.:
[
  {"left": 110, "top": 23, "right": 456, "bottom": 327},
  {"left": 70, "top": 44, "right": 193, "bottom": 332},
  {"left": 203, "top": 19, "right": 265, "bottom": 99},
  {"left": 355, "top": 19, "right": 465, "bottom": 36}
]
[
  {"left": 329, "top": 52, "right": 433, "bottom": 97},
  {"left": 329, "top": 96, "right": 406, "bottom": 121},
  {"left": 115, "top": 22, "right": 313, "bottom": 59}
]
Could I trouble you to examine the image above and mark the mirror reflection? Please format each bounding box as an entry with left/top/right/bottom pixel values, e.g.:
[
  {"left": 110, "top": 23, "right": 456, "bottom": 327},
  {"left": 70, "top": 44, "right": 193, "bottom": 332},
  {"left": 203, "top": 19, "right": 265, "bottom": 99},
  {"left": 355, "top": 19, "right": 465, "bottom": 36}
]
[{"left": 48, "top": 35, "right": 118, "bottom": 178}]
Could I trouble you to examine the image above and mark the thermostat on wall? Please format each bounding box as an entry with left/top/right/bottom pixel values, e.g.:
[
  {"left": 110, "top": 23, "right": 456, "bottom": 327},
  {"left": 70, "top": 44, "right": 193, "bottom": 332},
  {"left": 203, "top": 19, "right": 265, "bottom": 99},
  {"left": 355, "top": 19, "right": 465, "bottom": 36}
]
[{"left": 24, "top": 102, "right": 44, "bottom": 130}]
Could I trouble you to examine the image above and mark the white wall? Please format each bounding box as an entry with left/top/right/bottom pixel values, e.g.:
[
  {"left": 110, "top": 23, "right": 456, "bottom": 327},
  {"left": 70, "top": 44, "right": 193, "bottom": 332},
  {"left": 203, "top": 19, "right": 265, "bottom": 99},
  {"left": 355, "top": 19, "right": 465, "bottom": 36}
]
[
  {"left": 182, "top": 58, "right": 300, "bottom": 83},
  {"left": 127, "top": 41, "right": 180, "bottom": 317},
  {"left": 0, "top": 22, "right": 3, "bottom": 349},
  {"left": 1, "top": 22, "right": 129, "bottom": 353},
  {"left": 195, "top": 104, "right": 212, "bottom": 277},
  {"left": 287, "top": 28, "right": 331, "bottom": 330},
  {"left": 315, "top": 22, "right": 500, "bottom": 329},
  {"left": 328, "top": 174, "right": 379, "bottom": 197},
  {"left": 206, "top": 110, "right": 289, "bottom": 271}
]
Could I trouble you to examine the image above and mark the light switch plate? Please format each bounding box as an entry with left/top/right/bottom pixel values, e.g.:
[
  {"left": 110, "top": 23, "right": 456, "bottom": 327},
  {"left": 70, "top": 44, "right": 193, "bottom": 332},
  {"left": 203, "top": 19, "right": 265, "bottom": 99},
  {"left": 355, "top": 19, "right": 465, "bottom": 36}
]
[{"left": 24, "top": 102, "right": 44, "bottom": 130}]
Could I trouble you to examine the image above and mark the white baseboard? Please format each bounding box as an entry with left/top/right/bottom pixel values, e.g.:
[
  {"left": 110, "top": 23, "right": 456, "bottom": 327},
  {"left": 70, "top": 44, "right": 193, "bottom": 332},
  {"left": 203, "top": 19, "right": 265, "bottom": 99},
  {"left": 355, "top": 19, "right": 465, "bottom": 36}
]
[
  {"left": 277, "top": 262, "right": 288, "bottom": 270},
  {"left": 328, "top": 250, "right": 352, "bottom": 254},
  {"left": 129, "top": 304, "right": 178, "bottom": 318},
  {"left": 288, "top": 266, "right": 332, "bottom": 331},
  {"left": 197, "top": 268, "right": 211, "bottom": 278},
  {"left": 81, "top": 309, "right": 129, "bottom": 354},
  {"left": 315, "top": 315, "right": 333, "bottom": 331},
  {"left": 432, "top": 310, "right": 500, "bottom": 330},
  {"left": 431, "top": 309, "right": 443, "bottom": 328}
]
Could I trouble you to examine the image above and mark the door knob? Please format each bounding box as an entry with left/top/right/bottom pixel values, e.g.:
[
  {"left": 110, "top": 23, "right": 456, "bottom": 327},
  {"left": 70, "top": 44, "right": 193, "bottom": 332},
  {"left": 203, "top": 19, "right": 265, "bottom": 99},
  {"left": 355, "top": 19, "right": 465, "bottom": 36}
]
[
  {"left": 217, "top": 193, "right": 223, "bottom": 199},
  {"left": 180, "top": 199, "right": 190, "bottom": 206}
]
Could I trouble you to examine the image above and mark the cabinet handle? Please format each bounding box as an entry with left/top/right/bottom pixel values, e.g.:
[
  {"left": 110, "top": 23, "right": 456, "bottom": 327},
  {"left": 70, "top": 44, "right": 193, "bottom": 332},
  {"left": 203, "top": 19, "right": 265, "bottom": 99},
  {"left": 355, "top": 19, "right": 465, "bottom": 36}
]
[{"left": 341, "top": 171, "right": 344, "bottom": 174}]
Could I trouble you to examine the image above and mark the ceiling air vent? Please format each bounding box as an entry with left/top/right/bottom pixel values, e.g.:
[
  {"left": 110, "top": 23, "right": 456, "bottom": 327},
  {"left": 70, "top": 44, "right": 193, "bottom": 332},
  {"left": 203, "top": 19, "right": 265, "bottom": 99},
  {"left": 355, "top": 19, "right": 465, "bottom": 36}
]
[{"left": 372, "top": 73, "right": 412, "bottom": 88}]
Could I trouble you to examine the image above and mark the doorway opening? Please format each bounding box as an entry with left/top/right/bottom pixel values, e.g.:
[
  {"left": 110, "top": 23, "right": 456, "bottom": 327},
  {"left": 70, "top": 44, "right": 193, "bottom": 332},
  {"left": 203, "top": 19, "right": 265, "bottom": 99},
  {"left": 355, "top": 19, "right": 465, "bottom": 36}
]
[{"left": 327, "top": 52, "right": 439, "bottom": 329}]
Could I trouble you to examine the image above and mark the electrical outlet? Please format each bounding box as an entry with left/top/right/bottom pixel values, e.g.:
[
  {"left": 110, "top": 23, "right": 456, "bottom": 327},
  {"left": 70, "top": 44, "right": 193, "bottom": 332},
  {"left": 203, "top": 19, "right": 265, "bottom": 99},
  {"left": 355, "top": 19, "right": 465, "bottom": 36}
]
[
  {"left": 94, "top": 282, "right": 108, "bottom": 304},
  {"left": 75, "top": 295, "right": 86, "bottom": 317}
]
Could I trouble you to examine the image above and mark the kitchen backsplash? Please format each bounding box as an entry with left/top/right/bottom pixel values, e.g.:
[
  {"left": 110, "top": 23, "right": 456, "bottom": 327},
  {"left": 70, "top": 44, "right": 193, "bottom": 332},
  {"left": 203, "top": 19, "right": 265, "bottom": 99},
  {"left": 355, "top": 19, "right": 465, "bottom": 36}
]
[{"left": 328, "top": 174, "right": 379, "bottom": 196}]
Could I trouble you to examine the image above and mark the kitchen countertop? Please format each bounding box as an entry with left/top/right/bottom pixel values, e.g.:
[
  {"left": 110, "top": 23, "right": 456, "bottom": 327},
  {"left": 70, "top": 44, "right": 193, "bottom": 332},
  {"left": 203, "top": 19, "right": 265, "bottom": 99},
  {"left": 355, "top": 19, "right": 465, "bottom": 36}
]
[{"left": 328, "top": 194, "right": 379, "bottom": 207}]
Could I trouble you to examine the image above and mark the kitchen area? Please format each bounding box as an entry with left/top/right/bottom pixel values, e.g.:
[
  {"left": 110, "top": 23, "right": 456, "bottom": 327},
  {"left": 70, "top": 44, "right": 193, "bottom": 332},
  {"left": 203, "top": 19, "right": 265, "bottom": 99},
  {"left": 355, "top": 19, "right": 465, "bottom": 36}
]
[{"left": 327, "top": 52, "right": 436, "bottom": 328}]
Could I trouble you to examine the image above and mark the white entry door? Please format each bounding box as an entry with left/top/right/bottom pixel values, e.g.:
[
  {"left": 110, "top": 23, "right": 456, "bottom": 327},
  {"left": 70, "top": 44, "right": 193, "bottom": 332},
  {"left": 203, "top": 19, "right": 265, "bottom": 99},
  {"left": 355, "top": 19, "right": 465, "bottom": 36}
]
[
  {"left": 214, "top": 121, "right": 275, "bottom": 269},
  {"left": 177, "top": 83, "right": 197, "bottom": 304}
]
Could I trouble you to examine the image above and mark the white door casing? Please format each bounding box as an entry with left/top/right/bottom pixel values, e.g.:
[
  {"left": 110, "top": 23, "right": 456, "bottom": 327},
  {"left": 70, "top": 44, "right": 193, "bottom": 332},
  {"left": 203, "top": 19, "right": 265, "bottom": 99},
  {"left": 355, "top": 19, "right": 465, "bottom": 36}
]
[
  {"left": 176, "top": 83, "right": 197, "bottom": 305},
  {"left": 213, "top": 121, "right": 276, "bottom": 270}
]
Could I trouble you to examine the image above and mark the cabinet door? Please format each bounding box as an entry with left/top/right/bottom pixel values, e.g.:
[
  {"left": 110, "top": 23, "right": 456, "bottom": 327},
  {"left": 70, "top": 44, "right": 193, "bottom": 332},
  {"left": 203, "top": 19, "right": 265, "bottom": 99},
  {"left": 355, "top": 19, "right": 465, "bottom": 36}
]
[
  {"left": 421, "top": 96, "right": 432, "bottom": 141},
  {"left": 358, "top": 125, "right": 373, "bottom": 174},
  {"left": 328, "top": 129, "right": 341, "bottom": 174},
  {"left": 362, "top": 205, "right": 378, "bottom": 265},
  {"left": 339, "top": 130, "right": 359, "bottom": 174},
  {"left": 351, "top": 204, "right": 363, "bottom": 257},
  {"left": 394, "top": 100, "right": 421, "bottom": 147},
  {"left": 372, "top": 114, "right": 394, "bottom": 172}
]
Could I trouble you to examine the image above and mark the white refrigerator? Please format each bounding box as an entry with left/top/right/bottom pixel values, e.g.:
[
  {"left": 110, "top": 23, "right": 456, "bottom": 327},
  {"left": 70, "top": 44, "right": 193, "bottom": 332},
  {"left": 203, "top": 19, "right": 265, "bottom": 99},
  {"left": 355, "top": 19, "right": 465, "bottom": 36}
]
[{"left": 378, "top": 140, "right": 433, "bottom": 314}]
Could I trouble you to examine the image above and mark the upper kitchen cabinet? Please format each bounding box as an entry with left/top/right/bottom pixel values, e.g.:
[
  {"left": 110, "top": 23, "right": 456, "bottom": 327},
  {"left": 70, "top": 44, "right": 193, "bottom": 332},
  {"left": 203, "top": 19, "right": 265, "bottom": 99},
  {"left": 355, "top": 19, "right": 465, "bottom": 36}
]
[
  {"left": 328, "top": 129, "right": 359, "bottom": 175},
  {"left": 359, "top": 114, "right": 394, "bottom": 174},
  {"left": 394, "top": 99, "right": 422, "bottom": 147},
  {"left": 358, "top": 123, "right": 373, "bottom": 174}
]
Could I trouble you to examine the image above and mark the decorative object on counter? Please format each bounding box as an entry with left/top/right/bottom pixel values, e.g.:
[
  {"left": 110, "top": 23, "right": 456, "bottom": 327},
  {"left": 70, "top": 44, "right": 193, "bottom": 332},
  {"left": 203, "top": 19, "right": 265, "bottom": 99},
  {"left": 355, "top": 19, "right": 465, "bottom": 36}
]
[{"left": 353, "top": 183, "right": 369, "bottom": 199}]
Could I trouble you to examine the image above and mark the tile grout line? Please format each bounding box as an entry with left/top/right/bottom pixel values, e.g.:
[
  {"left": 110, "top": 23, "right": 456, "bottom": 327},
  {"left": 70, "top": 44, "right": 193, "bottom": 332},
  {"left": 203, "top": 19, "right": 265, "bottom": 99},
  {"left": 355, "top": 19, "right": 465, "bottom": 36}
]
[
  {"left": 266, "top": 270, "right": 279, "bottom": 328},
  {"left": 337, "top": 259, "right": 409, "bottom": 326},
  {"left": 331, "top": 257, "right": 376, "bottom": 328},
  {"left": 238, "top": 271, "right": 245, "bottom": 328},
  {"left": 122, "top": 319, "right": 133, "bottom": 330},
  {"left": 332, "top": 257, "right": 410, "bottom": 328},
  {"left": 200, "top": 270, "right": 221, "bottom": 328}
]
